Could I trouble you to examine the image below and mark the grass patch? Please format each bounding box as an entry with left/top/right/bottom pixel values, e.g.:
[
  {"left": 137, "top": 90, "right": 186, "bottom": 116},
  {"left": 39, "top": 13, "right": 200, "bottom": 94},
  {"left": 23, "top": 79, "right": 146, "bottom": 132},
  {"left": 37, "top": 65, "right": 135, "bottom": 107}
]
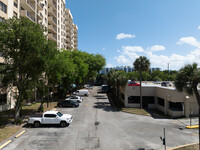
[
  {"left": 0, "top": 101, "right": 58, "bottom": 143},
  {"left": 0, "top": 126, "right": 21, "bottom": 143},
  {"left": 121, "top": 108, "right": 150, "bottom": 116}
]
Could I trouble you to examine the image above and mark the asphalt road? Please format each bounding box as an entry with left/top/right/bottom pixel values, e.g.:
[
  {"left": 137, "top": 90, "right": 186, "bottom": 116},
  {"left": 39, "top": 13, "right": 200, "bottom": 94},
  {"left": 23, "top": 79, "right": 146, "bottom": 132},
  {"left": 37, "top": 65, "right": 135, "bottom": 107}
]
[{"left": 3, "top": 86, "right": 199, "bottom": 150}]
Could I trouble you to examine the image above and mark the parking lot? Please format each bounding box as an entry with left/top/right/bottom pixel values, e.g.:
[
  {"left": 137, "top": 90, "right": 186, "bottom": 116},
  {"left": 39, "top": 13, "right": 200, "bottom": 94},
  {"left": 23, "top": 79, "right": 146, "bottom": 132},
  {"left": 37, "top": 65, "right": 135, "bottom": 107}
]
[{"left": 2, "top": 86, "right": 198, "bottom": 150}]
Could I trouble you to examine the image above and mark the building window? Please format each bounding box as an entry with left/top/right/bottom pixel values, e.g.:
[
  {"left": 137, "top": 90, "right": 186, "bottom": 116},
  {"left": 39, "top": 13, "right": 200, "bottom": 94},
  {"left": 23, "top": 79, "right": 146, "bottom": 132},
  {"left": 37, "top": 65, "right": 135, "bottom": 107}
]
[
  {"left": 128, "top": 96, "right": 140, "bottom": 104},
  {"left": 143, "top": 96, "right": 155, "bottom": 104},
  {"left": 169, "top": 102, "right": 183, "bottom": 111},
  {"left": 0, "top": 1, "right": 7, "bottom": 14},
  {"left": 0, "top": 94, "right": 7, "bottom": 104},
  {"left": 158, "top": 97, "right": 164, "bottom": 107},
  {"left": 13, "top": 11, "right": 17, "bottom": 17},
  {"left": 0, "top": 16, "right": 4, "bottom": 22},
  {"left": 14, "top": 2, "right": 18, "bottom": 8}
]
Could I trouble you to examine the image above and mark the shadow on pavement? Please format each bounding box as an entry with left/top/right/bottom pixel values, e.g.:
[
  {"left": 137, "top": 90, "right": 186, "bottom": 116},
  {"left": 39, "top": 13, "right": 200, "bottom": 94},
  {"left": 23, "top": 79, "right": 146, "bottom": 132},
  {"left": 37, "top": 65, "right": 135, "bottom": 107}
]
[{"left": 93, "top": 101, "right": 120, "bottom": 112}]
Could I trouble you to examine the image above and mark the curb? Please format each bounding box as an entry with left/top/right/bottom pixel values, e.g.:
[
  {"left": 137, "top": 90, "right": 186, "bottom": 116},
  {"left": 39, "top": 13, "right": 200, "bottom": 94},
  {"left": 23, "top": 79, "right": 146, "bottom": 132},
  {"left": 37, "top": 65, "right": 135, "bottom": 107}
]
[
  {"left": 186, "top": 125, "right": 199, "bottom": 129},
  {"left": 167, "top": 142, "right": 198, "bottom": 150},
  {"left": 15, "top": 130, "right": 26, "bottom": 138},
  {"left": 0, "top": 140, "right": 11, "bottom": 150}
]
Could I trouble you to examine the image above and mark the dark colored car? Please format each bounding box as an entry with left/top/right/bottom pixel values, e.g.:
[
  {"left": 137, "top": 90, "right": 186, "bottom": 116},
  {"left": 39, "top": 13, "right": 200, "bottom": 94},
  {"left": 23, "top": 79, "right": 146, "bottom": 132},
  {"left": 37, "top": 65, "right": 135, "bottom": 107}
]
[
  {"left": 57, "top": 100, "right": 79, "bottom": 108},
  {"left": 161, "top": 82, "right": 171, "bottom": 87}
]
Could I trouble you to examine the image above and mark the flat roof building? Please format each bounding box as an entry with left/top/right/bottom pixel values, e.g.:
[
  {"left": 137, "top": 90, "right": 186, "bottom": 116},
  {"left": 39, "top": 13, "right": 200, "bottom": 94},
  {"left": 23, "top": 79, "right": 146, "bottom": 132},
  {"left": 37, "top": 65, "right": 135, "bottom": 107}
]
[{"left": 120, "top": 84, "right": 199, "bottom": 118}]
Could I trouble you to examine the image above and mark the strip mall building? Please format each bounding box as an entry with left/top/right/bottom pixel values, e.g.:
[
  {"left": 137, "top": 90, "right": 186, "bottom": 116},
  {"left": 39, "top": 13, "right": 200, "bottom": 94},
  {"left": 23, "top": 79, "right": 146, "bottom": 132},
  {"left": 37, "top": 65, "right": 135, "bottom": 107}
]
[{"left": 120, "top": 84, "right": 199, "bottom": 118}]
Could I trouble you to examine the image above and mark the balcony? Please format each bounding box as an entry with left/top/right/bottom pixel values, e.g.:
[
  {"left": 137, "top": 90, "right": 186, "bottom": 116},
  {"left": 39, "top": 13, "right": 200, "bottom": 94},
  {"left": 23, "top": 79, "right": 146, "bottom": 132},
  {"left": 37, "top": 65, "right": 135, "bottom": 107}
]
[
  {"left": 48, "top": 7, "right": 57, "bottom": 18},
  {"left": 37, "top": 11, "right": 43, "bottom": 20},
  {"left": 48, "top": 25, "right": 57, "bottom": 33},
  {"left": 48, "top": 33, "right": 57, "bottom": 42},
  {"left": 48, "top": 16, "right": 57, "bottom": 26},
  {"left": 48, "top": 0, "right": 57, "bottom": 11},
  {"left": 37, "top": 0, "right": 43, "bottom": 11},
  {"left": 74, "top": 43, "right": 78, "bottom": 48},
  {"left": 21, "top": 10, "right": 35, "bottom": 22},
  {"left": 21, "top": 0, "right": 36, "bottom": 13}
]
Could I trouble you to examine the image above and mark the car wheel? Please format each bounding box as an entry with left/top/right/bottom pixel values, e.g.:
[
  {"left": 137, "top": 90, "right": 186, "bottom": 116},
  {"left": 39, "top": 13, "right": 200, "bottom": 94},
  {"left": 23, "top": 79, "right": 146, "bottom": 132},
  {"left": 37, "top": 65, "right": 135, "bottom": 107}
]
[
  {"left": 60, "top": 121, "right": 67, "bottom": 127},
  {"left": 59, "top": 105, "right": 62, "bottom": 108},
  {"left": 72, "top": 105, "right": 75, "bottom": 108},
  {"left": 84, "top": 94, "right": 87, "bottom": 96},
  {"left": 34, "top": 121, "right": 40, "bottom": 128}
]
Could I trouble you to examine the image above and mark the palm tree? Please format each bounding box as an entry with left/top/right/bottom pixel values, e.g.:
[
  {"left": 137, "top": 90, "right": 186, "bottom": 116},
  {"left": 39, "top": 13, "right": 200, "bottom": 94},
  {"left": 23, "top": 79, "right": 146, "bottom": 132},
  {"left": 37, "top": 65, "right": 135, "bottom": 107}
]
[
  {"left": 106, "top": 70, "right": 127, "bottom": 107},
  {"left": 133, "top": 56, "right": 150, "bottom": 109},
  {"left": 174, "top": 63, "right": 200, "bottom": 146}
]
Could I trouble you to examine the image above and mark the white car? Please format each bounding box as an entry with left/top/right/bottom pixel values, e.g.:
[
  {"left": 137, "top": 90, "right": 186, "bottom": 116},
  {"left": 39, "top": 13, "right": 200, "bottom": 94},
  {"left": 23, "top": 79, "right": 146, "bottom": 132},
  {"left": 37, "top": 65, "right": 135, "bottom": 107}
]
[
  {"left": 73, "top": 89, "right": 89, "bottom": 96},
  {"left": 28, "top": 111, "right": 73, "bottom": 127},
  {"left": 65, "top": 95, "right": 83, "bottom": 103}
]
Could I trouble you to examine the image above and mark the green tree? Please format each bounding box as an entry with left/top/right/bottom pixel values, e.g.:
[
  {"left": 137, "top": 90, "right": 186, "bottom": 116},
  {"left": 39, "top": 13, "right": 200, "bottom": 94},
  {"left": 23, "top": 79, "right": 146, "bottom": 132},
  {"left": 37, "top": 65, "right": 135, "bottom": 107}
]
[
  {"left": 106, "top": 70, "right": 127, "bottom": 107},
  {"left": 0, "top": 17, "right": 48, "bottom": 121},
  {"left": 174, "top": 63, "right": 200, "bottom": 146},
  {"left": 133, "top": 56, "right": 150, "bottom": 109}
]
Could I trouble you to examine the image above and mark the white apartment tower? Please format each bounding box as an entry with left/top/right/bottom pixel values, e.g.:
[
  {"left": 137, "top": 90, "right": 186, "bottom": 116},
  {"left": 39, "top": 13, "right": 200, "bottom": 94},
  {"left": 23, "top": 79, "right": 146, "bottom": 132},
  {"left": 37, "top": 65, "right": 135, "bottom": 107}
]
[{"left": 0, "top": 0, "right": 78, "bottom": 49}]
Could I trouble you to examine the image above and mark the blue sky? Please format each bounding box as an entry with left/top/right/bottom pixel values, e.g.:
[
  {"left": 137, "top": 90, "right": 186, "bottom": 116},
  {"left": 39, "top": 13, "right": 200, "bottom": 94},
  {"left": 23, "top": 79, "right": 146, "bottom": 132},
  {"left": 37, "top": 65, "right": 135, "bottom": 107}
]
[{"left": 66, "top": 0, "right": 200, "bottom": 70}]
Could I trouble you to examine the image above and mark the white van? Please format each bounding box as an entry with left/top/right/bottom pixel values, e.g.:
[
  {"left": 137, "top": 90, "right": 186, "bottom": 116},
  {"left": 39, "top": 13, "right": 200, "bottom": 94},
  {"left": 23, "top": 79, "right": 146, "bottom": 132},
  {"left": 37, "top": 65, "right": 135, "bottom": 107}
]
[{"left": 73, "top": 90, "right": 89, "bottom": 96}]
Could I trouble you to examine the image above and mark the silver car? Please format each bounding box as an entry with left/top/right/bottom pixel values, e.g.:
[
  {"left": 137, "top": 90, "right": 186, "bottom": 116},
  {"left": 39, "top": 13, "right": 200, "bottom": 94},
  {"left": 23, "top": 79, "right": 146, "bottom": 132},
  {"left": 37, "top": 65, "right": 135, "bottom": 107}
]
[{"left": 65, "top": 96, "right": 83, "bottom": 103}]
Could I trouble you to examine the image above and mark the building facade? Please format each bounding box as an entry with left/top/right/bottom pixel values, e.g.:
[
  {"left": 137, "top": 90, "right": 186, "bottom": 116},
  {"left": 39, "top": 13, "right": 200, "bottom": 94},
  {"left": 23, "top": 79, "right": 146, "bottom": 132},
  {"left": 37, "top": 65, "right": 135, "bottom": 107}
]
[
  {"left": 0, "top": 0, "right": 78, "bottom": 49},
  {"left": 120, "top": 84, "right": 199, "bottom": 118},
  {"left": 0, "top": 0, "right": 78, "bottom": 112}
]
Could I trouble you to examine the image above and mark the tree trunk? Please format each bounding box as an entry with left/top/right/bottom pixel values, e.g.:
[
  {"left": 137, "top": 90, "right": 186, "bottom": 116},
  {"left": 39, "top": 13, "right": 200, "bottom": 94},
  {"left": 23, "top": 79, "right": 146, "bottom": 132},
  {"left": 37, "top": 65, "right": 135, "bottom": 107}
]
[
  {"left": 14, "top": 98, "right": 20, "bottom": 122},
  {"left": 47, "top": 85, "right": 49, "bottom": 108},
  {"left": 140, "top": 70, "right": 142, "bottom": 109}
]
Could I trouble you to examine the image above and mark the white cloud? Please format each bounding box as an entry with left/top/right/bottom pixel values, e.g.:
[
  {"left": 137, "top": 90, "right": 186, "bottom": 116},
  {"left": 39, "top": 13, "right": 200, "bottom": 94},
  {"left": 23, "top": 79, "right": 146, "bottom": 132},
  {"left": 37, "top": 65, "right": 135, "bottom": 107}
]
[
  {"left": 117, "top": 49, "right": 120, "bottom": 53},
  {"left": 147, "top": 49, "right": 200, "bottom": 70},
  {"left": 177, "top": 37, "right": 200, "bottom": 48},
  {"left": 106, "top": 63, "right": 114, "bottom": 68},
  {"left": 122, "top": 45, "right": 145, "bottom": 53},
  {"left": 198, "top": 25, "right": 200, "bottom": 30},
  {"left": 114, "top": 55, "right": 131, "bottom": 65},
  {"left": 114, "top": 44, "right": 200, "bottom": 70},
  {"left": 116, "top": 33, "right": 135, "bottom": 40},
  {"left": 102, "top": 48, "right": 106, "bottom": 50},
  {"left": 150, "top": 45, "right": 165, "bottom": 52}
]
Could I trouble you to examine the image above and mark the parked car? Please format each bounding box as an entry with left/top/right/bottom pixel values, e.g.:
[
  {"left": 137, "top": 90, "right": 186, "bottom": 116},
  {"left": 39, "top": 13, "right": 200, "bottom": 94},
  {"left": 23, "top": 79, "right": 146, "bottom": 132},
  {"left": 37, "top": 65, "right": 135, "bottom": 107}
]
[
  {"left": 101, "top": 85, "right": 108, "bottom": 93},
  {"left": 161, "top": 82, "right": 172, "bottom": 87},
  {"left": 128, "top": 81, "right": 140, "bottom": 86},
  {"left": 65, "top": 95, "right": 83, "bottom": 103},
  {"left": 154, "top": 81, "right": 161, "bottom": 84},
  {"left": 28, "top": 111, "right": 73, "bottom": 127},
  {"left": 87, "top": 86, "right": 94, "bottom": 89},
  {"left": 73, "top": 90, "right": 89, "bottom": 96},
  {"left": 57, "top": 100, "right": 79, "bottom": 108}
]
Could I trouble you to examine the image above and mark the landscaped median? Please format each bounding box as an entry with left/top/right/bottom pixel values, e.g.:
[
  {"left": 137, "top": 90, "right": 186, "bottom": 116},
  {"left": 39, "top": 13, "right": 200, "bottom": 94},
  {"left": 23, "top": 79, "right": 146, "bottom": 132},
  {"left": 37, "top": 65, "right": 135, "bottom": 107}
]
[
  {"left": 0, "top": 102, "right": 57, "bottom": 143},
  {"left": 121, "top": 108, "right": 151, "bottom": 116}
]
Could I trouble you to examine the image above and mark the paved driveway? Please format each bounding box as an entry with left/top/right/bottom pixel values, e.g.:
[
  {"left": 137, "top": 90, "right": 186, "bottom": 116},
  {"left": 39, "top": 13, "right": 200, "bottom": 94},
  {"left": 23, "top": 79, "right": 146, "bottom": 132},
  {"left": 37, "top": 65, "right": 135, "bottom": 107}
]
[{"left": 2, "top": 86, "right": 198, "bottom": 150}]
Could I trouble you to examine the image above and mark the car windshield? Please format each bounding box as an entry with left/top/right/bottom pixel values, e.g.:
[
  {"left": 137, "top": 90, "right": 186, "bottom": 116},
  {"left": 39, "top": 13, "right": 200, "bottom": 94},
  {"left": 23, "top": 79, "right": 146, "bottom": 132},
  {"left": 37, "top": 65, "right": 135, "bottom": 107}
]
[{"left": 56, "top": 112, "right": 63, "bottom": 117}]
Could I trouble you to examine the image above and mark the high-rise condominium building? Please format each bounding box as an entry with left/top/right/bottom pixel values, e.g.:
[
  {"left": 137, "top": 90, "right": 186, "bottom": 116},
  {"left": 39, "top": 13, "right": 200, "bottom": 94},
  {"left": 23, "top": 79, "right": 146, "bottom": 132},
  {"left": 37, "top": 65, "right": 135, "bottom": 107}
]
[{"left": 0, "top": 0, "right": 78, "bottom": 49}]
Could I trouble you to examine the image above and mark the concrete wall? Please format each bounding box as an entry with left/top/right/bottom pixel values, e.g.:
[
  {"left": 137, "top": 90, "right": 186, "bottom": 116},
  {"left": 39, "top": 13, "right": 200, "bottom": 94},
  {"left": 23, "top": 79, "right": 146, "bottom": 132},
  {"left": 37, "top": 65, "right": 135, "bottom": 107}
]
[{"left": 124, "top": 85, "right": 199, "bottom": 118}]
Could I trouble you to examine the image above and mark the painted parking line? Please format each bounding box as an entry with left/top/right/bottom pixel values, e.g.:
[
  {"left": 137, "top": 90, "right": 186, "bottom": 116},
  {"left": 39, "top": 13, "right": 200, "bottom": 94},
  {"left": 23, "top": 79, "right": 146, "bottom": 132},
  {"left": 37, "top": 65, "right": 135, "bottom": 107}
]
[
  {"left": 15, "top": 130, "right": 26, "bottom": 138},
  {"left": 84, "top": 104, "right": 89, "bottom": 106},
  {"left": 51, "top": 108, "right": 57, "bottom": 111},
  {"left": 0, "top": 140, "right": 11, "bottom": 150}
]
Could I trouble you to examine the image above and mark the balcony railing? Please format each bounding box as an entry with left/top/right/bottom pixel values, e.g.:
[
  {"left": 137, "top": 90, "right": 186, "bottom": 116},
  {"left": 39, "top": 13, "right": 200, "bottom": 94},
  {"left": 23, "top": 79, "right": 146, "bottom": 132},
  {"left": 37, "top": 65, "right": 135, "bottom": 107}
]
[
  {"left": 27, "top": 11, "right": 35, "bottom": 22},
  {"left": 27, "top": 0, "right": 35, "bottom": 10}
]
